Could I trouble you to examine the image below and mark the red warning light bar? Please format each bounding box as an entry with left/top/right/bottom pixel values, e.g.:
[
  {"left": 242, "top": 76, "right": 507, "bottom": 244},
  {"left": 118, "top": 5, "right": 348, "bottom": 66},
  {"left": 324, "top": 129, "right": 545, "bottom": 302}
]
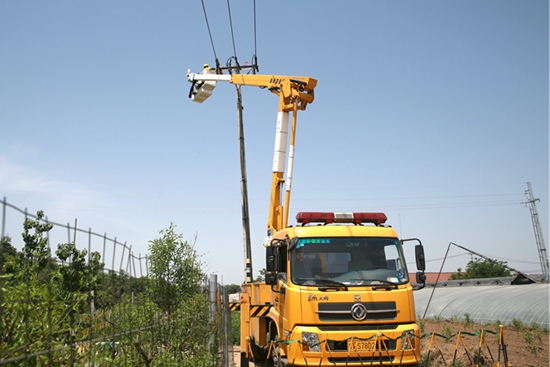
[{"left": 296, "top": 212, "right": 387, "bottom": 225}]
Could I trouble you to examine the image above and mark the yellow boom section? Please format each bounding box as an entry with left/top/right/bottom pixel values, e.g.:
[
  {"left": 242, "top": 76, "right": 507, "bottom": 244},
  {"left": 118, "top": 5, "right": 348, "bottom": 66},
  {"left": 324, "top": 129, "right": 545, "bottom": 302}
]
[
  {"left": 187, "top": 71, "right": 317, "bottom": 236},
  {"left": 228, "top": 74, "right": 316, "bottom": 112}
]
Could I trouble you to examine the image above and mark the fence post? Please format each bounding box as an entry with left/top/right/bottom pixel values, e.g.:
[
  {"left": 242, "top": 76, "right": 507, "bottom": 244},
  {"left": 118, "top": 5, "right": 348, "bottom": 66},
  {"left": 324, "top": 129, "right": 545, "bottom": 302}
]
[
  {"left": 1, "top": 197, "right": 6, "bottom": 239},
  {"left": 209, "top": 274, "right": 218, "bottom": 362},
  {"left": 222, "top": 286, "right": 230, "bottom": 367}
]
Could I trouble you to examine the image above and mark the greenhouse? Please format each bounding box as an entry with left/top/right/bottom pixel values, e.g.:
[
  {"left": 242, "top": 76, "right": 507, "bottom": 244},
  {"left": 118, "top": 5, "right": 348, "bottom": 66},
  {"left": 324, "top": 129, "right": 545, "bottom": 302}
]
[{"left": 414, "top": 275, "right": 549, "bottom": 328}]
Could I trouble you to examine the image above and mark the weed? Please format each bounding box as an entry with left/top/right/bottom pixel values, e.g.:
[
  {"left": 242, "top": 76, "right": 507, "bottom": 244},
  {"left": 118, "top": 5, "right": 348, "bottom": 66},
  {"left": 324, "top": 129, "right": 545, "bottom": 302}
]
[
  {"left": 463, "top": 313, "right": 472, "bottom": 327},
  {"left": 524, "top": 330, "right": 534, "bottom": 345},
  {"left": 529, "top": 322, "right": 548, "bottom": 341},
  {"left": 511, "top": 318, "right": 523, "bottom": 331},
  {"left": 443, "top": 324, "right": 453, "bottom": 339},
  {"left": 420, "top": 353, "right": 429, "bottom": 367},
  {"left": 433, "top": 315, "right": 442, "bottom": 324},
  {"left": 418, "top": 317, "right": 425, "bottom": 333},
  {"left": 522, "top": 330, "right": 541, "bottom": 356},
  {"left": 535, "top": 329, "right": 544, "bottom": 343}
]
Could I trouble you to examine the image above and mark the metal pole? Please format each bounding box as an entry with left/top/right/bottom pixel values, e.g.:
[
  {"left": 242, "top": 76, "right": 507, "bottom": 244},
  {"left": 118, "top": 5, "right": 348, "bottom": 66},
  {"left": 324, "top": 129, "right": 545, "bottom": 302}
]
[
  {"left": 1, "top": 197, "right": 6, "bottom": 239},
  {"left": 422, "top": 242, "right": 452, "bottom": 319},
  {"left": 525, "top": 182, "right": 549, "bottom": 280},
  {"left": 236, "top": 85, "right": 253, "bottom": 283},
  {"left": 209, "top": 274, "right": 218, "bottom": 359},
  {"left": 222, "top": 286, "right": 230, "bottom": 367}
]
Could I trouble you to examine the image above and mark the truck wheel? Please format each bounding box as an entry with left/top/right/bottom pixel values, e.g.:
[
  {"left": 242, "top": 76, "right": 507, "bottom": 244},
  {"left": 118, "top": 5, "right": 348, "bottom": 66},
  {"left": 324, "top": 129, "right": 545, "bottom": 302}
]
[
  {"left": 240, "top": 352, "right": 248, "bottom": 367},
  {"left": 271, "top": 336, "right": 288, "bottom": 367},
  {"left": 249, "top": 341, "right": 271, "bottom": 367}
]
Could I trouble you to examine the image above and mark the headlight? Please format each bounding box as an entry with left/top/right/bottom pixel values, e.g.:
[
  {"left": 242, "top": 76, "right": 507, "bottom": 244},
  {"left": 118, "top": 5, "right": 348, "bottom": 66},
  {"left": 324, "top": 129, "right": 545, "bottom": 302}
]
[
  {"left": 400, "top": 329, "right": 416, "bottom": 350},
  {"left": 302, "top": 332, "right": 321, "bottom": 352}
]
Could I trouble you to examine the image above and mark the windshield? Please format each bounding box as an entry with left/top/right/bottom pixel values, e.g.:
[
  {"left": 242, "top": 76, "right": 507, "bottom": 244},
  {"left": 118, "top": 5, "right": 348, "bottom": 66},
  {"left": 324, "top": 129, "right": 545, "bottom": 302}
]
[{"left": 290, "top": 237, "right": 409, "bottom": 286}]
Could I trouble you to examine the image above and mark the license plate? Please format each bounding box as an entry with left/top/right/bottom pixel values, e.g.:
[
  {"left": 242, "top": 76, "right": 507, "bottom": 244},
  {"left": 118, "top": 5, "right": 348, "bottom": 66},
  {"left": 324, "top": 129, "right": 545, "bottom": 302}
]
[{"left": 348, "top": 340, "right": 376, "bottom": 352}]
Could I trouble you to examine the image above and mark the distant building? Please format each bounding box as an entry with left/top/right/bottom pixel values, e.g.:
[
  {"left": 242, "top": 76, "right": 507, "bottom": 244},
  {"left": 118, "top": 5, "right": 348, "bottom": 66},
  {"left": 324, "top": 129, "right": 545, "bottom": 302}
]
[{"left": 423, "top": 272, "right": 454, "bottom": 283}]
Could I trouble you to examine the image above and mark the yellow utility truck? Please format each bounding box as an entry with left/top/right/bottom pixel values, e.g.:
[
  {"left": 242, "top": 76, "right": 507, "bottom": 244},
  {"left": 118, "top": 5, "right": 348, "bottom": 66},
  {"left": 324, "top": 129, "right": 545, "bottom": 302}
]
[{"left": 188, "top": 69, "right": 427, "bottom": 367}]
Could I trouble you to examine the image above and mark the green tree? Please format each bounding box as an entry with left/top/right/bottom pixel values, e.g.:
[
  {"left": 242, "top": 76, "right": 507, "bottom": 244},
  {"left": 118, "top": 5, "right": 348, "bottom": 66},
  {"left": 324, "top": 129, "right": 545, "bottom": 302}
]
[
  {"left": 21, "top": 210, "right": 54, "bottom": 270},
  {"left": 225, "top": 284, "right": 242, "bottom": 294},
  {"left": 147, "top": 224, "right": 204, "bottom": 313},
  {"left": 128, "top": 224, "right": 213, "bottom": 367},
  {"left": 56, "top": 241, "right": 105, "bottom": 365},
  {"left": 0, "top": 235, "right": 17, "bottom": 273},
  {"left": 1, "top": 211, "right": 67, "bottom": 365},
  {"left": 254, "top": 268, "right": 266, "bottom": 282},
  {"left": 449, "top": 257, "right": 512, "bottom": 280}
]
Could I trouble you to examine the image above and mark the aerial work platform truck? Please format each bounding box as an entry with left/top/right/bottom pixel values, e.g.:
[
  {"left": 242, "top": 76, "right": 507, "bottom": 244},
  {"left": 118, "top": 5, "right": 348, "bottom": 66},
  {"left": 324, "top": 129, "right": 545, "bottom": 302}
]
[{"left": 188, "top": 68, "right": 427, "bottom": 367}]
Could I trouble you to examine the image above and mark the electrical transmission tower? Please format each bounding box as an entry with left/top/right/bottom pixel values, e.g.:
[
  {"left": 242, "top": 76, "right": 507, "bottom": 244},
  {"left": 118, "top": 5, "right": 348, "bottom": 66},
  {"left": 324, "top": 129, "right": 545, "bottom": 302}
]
[{"left": 524, "top": 182, "right": 549, "bottom": 281}]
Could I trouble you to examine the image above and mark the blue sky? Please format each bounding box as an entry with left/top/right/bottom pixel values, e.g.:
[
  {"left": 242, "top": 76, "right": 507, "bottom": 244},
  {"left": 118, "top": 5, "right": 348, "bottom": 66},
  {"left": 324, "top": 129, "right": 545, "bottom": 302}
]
[{"left": 1, "top": 1, "right": 548, "bottom": 284}]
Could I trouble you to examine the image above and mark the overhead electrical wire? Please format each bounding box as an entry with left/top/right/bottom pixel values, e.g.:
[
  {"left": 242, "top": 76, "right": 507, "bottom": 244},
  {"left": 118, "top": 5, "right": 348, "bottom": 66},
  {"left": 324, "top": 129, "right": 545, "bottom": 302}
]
[
  {"left": 200, "top": 0, "right": 218, "bottom": 65},
  {"left": 226, "top": 0, "right": 238, "bottom": 60},
  {"left": 252, "top": 0, "right": 258, "bottom": 71},
  {"left": 200, "top": 0, "right": 259, "bottom": 74}
]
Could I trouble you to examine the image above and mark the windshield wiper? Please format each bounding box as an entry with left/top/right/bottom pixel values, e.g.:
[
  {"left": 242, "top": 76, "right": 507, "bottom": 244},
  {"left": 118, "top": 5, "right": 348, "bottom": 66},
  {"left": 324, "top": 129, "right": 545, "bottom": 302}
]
[
  {"left": 313, "top": 278, "right": 348, "bottom": 291},
  {"left": 350, "top": 278, "right": 399, "bottom": 289}
]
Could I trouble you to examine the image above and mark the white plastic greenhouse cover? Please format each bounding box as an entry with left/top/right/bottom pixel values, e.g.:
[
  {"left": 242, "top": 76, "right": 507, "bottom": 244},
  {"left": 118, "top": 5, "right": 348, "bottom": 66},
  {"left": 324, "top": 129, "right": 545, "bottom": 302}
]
[{"left": 414, "top": 280, "right": 549, "bottom": 328}]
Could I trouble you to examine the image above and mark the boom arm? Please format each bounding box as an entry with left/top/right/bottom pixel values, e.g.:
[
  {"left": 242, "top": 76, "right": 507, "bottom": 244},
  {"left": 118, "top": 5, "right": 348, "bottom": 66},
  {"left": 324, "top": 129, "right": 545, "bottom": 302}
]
[{"left": 187, "top": 71, "right": 317, "bottom": 237}]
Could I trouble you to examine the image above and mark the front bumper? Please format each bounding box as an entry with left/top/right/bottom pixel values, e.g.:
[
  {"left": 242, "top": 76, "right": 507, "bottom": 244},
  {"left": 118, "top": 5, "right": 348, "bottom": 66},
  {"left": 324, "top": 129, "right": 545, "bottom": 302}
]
[{"left": 280, "top": 324, "right": 422, "bottom": 366}]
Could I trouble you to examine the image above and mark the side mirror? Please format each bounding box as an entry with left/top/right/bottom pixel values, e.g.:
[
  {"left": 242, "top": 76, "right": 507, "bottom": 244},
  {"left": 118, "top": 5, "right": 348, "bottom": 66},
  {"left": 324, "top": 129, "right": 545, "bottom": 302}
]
[
  {"left": 415, "top": 244, "right": 426, "bottom": 271},
  {"left": 266, "top": 245, "right": 278, "bottom": 272},
  {"left": 416, "top": 271, "right": 426, "bottom": 284},
  {"left": 265, "top": 245, "right": 278, "bottom": 285},
  {"left": 265, "top": 273, "right": 278, "bottom": 286},
  {"left": 415, "top": 271, "right": 426, "bottom": 290}
]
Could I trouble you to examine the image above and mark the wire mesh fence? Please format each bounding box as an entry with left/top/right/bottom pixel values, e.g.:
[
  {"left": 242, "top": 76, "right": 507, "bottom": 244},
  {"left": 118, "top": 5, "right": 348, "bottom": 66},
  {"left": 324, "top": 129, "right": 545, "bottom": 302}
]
[{"left": 0, "top": 198, "right": 235, "bottom": 366}]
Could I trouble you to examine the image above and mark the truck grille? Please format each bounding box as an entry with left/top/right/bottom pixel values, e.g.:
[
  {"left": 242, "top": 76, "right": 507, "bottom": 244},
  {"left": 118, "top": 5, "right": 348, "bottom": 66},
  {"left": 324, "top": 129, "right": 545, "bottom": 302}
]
[
  {"left": 318, "top": 324, "right": 398, "bottom": 332},
  {"left": 317, "top": 302, "right": 398, "bottom": 322}
]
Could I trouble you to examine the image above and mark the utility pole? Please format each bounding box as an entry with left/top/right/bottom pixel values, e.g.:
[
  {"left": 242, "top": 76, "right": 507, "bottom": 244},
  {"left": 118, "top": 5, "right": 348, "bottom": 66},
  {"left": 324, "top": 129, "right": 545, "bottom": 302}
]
[
  {"left": 236, "top": 85, "right": 253, "bottom": 283},
  {"left": 524, "top": 182, "right": 549, "bottom": 281}
]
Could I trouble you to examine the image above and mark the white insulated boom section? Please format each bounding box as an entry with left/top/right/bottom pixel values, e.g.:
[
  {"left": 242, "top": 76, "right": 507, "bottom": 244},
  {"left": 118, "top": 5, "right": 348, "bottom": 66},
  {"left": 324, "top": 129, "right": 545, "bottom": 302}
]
[
  {"left": 272, "top": 111, "right": 289, "bottom": 173},
  {"left": 187, "top": 72, "right": 232, "bottom": 83},
  {"left": 285, "top": 144, "right": 295, "bottom": 192}
]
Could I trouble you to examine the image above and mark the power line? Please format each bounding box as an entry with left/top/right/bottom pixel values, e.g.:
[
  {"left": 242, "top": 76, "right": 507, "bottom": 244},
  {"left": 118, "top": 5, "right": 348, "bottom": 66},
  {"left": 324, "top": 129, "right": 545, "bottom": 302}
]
[
  {"left": 199, "top": 0, "right": 258, "bottom": 74},
  {"left": 252, "top": 0, "right": 258, "bottom": 72},
  {"left": 200, "top": 0, "right": 218, "bottom": 63},
  {"left": 226, "top": 0, "right": 238, "bottom": 59}
]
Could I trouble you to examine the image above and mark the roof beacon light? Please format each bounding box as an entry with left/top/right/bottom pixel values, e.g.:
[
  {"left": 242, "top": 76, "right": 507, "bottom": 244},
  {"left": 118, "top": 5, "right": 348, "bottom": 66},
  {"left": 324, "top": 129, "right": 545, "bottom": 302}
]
[{"left": 296, "top": 212, "right": 387, "bottom": 225}]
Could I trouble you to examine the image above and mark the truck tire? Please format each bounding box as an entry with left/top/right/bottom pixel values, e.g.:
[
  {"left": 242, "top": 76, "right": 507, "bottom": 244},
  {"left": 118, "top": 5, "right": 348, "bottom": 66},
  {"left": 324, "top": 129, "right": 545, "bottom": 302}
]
[
  {"left": 240, "top": 352, "right": 248, "bottom": 367},
  {"left": 249, "top": 342, "right": 272, "bottom": 367}
]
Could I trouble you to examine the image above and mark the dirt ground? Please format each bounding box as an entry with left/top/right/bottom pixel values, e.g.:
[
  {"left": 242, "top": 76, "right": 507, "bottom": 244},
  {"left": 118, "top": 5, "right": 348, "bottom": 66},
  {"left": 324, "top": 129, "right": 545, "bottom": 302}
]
[
  {"left": 231, "top": 319, "right": 549, "bottom": 366},
  {"left": 420, "top": 319, "right": 549, "bottom": 367}
]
